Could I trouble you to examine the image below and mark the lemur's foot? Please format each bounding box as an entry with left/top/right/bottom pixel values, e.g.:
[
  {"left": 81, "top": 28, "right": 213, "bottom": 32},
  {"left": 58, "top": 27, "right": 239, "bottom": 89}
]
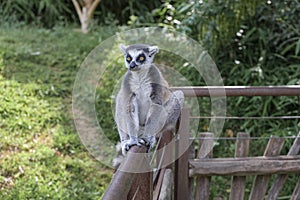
[
  {"left": 139, "top": 136, "right": 156, "bottom": 153},
  {"left": 121, "top": 138, "right": 141, "bottom": 155}
]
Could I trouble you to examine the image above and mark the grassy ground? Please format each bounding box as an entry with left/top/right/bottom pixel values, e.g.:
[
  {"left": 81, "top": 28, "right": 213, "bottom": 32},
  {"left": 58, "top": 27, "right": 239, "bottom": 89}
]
[
  {"left": 0, "top": 26, "right": 117, "bottom": 199},
  {"left": 0, "top": 25, "right": 299, "bottom": 199}
]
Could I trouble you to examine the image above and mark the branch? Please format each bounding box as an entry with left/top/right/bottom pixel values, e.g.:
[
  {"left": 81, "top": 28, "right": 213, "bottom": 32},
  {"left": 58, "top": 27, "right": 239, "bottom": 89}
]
[
  {"left": 71, "top": 0, "right": 83, "bottom": 23},
  {"left": 102, "top": 145, "right": 150, "bottom": 200},
  {"left": 88, "top": 0, "right": 102, "bottom": 19}
]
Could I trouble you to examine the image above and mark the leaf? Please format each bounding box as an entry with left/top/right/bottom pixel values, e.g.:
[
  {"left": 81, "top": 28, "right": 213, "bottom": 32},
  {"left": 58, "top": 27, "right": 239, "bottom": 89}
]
[
  {"left": 241, "top": 27, "right": 257, "bottom": 44},
  {"left": 296, "top": 38, "right": 300, "bottom": 55},
  {"left": 178, "top": 2, "right": 193, "bottom": 14},
  {"left": 281, "top": 42, "right": 296, "bottom": 55}
]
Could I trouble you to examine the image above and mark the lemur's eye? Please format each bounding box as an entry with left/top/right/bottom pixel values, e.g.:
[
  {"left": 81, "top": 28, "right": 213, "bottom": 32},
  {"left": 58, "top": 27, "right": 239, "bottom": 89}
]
[
  {"left": 138, "top": 54, "right": 145, "bottom": 62},
  {"left": 126, "top": 55, "right": 132, "bottom": 62}
]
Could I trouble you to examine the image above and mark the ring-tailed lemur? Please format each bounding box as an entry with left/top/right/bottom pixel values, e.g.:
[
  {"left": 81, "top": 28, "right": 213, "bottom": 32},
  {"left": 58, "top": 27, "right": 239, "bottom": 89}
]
[{"left": 115, "top": 44, "right": 184, "bottom": 155}]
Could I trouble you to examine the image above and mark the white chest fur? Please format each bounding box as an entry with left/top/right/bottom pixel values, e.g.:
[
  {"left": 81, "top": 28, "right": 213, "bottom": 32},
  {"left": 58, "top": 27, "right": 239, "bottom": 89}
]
[
  {"left": 129, "top": 69, "right": 152, "bottom": 95},
  {"left": 129, "top": 69, "right": 152, "bottom": 124}
]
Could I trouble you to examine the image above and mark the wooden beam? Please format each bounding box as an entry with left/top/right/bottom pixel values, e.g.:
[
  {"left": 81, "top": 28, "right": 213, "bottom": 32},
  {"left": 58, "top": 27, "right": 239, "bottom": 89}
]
[
  {"left": 188, "top": 140, "right": 195, "bottom": 200},
  {"left": 171, "top": 86, "right": 300, "bottom": 97},
  {"left": 102, "top": 145, "right": 151, "bottom": 200},
  {"left": 153, "top": 130, "right": 174, "bottom": 200},
  {"left": 174, "top": 108, "right": 190, "bottom": 200},
  {"left": 292, "top": 177, "right": 300, "bottom": 200},
  {"left": 249, "top": 136, "right": 285, "bottom": 200},
  {"left": 229, "top": 132, "right": 250, "bottom": 200},
  {"left": 128, "top": 169, "right": 153, "bottom": 200},
  {"left": 158, "top": 169, "right": 173, "bottom": 200},
  {"left": 189, "top": 156, "right": 300, "bottom": 176},
  {"left": 267, "top": 131, "right": 300, "bottom": 199},
  {"left": 195, "top": 133, "right": 214, "bottom": 200}
]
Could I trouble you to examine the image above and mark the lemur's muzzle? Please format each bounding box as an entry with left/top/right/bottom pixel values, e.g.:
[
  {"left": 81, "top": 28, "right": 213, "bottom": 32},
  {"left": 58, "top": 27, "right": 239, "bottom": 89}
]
[{"left": 129, "top": 62, "right": 137, "bottom": 70}]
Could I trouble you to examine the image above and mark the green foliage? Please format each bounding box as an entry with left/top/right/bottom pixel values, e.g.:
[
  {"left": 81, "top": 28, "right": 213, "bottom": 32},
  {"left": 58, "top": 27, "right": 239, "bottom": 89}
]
[
  {"left": 152, "top": 0, "right": 300, "bottom": 138},
  {"left": 217, "top": 1, "right": 300, "bottom": 137},
  {"left": 0, "top": 26, "right": 117, "bottom": 199},
  {"left": 0, "top": 0, "right": 162, "bottom": 29},
  {"left": 0, "top": 0, "right": 75, "bottom": 28},
  {"left": 96, "top": 0, "right": 161, "bottom": 26},
  {"left": 153, "top": 0, "right": 261, "bottom": 52},
  {"left": 152, "top": 2, "right": 300, "bottom": 196}
]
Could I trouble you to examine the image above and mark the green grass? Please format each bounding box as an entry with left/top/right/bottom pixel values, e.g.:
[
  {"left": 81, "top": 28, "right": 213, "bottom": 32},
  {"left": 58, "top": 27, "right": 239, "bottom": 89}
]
[{"left": 0, "top": 26, "right": 117, "bottom": 199}]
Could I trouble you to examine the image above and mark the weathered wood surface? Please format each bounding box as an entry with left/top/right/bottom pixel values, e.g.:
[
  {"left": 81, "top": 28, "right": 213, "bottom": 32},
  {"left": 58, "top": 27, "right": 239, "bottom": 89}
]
[
  {"left": 190, "top": 134, "right": 300, "bottom": 199},
  {"left": 229, "top": 132, "right": 250, "bottom": 200},
  {"left": 153, "top": 168, "right": 166, "bottom": 200},
  {"left": 292, "top": 177, "right": 300, "bottom": 200},
  {"left": 195, "top": 132, "right": 214, "bottom": 200},
  {"left": 189, "top": 155, "right": 300, "bottom": 176},
  {"left": 267, "top": 131, "right": 300, "bottom": 199},
  {"left": 174, "top": 108, "right": 190, "bottom": 200},
  {"left": 153, "top": 129, "right": 174, "bottom": 200},
  {"left": 156, "top": 130, "right": 174, "bottom": 170},
  {"left": 171, "top": 86, "right": 300, "bottom": 97},
  {"left": 102, "top": 145, "right": 152, "bottom": 200},
  {"left": 128, "top": 169, "right": 153, "bottom": 200},
  {"left": 158, "top": 169, "right": 173, "bottom": 200},
  {"left": 249, "top": 136, "right": 285, "bottom": 200},
  {"left": 188, "top": 140, "right": 195, "bottom": 200}
]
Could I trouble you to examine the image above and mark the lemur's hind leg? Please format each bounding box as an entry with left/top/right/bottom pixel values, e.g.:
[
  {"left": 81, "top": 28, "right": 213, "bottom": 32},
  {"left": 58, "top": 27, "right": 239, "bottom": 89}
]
[
  {"left": 142, "top": 103, "right": 168, "bottom": 150},
  {"left": 142, "top": 90, "right": 184, "bottom": 151},
  {"left": 164, "top": 90, "right": 184, "bottom": 129},
  {"left": 121, "top": 94, "right": 141, "bottom": 155}
]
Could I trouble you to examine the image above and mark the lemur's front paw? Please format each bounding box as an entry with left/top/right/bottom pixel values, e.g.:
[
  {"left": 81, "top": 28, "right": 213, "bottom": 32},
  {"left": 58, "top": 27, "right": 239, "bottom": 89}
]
[
  {"left": 139, "top": 136, "right": 156, "bottom": 153},
  {"left": 121, "top": 138, "right": 140, "bottom": 155}
]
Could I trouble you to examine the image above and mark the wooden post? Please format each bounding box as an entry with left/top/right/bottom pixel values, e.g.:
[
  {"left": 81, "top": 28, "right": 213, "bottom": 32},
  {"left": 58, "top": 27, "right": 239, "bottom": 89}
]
[
  {"left": 157, "top": 169, "right": 174, "bottom": 200},
  {"left": 195, "top": 132, "right": 214, "bottom": 200},
  {"left": 128, "top": 170, "right": 153, "bottom": 200},
  {"left": 249, "top": 136, "right": 285, "bottom": 200},
  {"left": 189, "top": 140, "right": 195, "bottom": 200},
  {"left": 153, "top": 129, "right": 174, "bottom": 200},
  {"left": 102, "top": 145, "right": 152, "bottom": 200},
  {"left": 267, "top": 131, "right": 300, "bottom": 199},
  {"left": 156, "top": 130, "right": 174, "bottom": 169},
  {"left": 229, "top": 132, "right": 250, "bottom": 200},
  {"left": 174, "top": 107, "right": 190, "bottom": 200},
  {"left": 292, "top": 177, "right": 300, "bottom": 200}
]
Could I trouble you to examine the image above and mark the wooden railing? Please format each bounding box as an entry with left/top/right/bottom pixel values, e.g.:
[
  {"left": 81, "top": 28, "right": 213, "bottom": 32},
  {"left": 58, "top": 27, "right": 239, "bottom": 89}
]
[
  {"left": 172, "top": 86, "right": 300, "bottom": 97},
  {"left": 186, "top": 132, "right": 300, "bottom": 200},
  {"left": 103, "top": 86, "right": 300, "bottom": 200}
]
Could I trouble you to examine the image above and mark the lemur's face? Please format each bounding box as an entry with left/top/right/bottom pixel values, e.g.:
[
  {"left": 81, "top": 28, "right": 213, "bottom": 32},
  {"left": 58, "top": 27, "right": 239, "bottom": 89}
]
[{"left": 120, "top": 44, "right": 159, "bottom": 71}]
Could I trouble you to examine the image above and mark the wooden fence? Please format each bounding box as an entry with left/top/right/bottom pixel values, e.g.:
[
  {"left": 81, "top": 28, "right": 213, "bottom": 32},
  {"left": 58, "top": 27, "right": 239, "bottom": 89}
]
[
  {"left": 103, "top": 86, "right": 300, "bottom": 200},
  {"left": 187, "top": 131, "right": 300, "bottom": 200}
]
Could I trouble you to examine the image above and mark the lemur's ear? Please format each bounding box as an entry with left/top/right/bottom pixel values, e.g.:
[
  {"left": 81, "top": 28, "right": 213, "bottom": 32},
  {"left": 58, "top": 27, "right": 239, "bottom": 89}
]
[
  {"left": 119, "top": 44, "right": 127, "bottom": 55},
  {"left": 148, "top": 46, "right": 159, "bottom": 57}
]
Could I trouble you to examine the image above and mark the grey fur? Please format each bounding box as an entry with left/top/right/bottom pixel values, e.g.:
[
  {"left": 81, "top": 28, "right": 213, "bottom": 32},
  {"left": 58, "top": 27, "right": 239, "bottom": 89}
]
[{"left": 116, "top": 44, "right": 184, "bottom": 155}]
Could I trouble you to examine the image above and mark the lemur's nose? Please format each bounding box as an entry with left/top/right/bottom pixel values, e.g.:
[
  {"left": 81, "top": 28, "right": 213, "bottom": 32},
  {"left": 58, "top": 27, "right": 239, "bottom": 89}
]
[{"left": 129, "top": 62, "right": 137, "bottom": 69}]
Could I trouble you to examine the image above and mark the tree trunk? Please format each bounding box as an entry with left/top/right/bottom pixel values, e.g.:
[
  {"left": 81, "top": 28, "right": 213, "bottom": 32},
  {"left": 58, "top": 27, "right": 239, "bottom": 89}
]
[
  {"left": 71, "top": 0, "right": 102, "bottom": 34},
  {"left": 81, "top": 7, "right": 89, "bottom": 34}
]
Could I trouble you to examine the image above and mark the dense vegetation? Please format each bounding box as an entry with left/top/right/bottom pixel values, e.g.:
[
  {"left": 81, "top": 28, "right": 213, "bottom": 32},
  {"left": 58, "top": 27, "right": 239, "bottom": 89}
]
[{"left": 0, "top": 0, "right": 299, "bottom": 199}]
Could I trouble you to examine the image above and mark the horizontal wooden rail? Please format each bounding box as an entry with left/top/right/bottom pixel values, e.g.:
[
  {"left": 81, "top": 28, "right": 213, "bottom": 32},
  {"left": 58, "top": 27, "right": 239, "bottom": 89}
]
[
  {"left": 189, "top": 156, "right": 300, "bottom": 176},
  {"left": 171, "top": 86, "right": 300, "bottom": 97}
]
